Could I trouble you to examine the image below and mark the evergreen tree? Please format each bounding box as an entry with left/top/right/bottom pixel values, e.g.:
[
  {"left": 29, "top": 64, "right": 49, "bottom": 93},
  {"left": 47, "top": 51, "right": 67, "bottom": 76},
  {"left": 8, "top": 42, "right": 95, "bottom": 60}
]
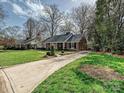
[{"left": 93, "top": 0, "right": 124, "bottom": 53}]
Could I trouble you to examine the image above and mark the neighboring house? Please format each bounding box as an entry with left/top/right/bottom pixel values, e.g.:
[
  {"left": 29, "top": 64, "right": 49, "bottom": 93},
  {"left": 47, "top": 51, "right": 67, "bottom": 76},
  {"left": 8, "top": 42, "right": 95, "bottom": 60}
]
[
  {"left": 15, "top": 38, "right": 36, "bottom": 49},
  {"left": 0, "top": 38, "right": 15, "bottom": 46},
  {"left": 43, "top": 32, "right": 87, "bottom": 51},
  {"left": 15, "top": 37, "right": 42, "bottom": 49}
]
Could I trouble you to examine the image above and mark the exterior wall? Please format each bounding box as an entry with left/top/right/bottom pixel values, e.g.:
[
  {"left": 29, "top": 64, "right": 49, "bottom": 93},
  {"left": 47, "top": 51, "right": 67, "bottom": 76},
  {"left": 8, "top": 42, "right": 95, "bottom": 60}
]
[
  {"left": 46, "top": 43, "right": 51, "bottom": 49},
  {"left": 0, "top": 39, "right": 15, "bottom": 46},
  {"left": 45, "top": 42, "right": 77, "bottom": 50},
  {"left": 65, "top": 43, "right": 77, "bottom": 50},
  {"left": 77, "top": 37, "right": 87, "bottom": 50},
  {"left": 45, "top": 37, "right": 87, "bottom": 51},
  {"left": 46, "top": 43, "right": 60, "bottom": 50},
  {"left": 45, "top": 43, "right": 64, "bottom": 50}
]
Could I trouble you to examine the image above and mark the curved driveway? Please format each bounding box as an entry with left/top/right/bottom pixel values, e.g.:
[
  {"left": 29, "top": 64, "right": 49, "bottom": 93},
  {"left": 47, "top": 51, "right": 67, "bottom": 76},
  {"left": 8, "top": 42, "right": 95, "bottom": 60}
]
[{"left": 2, "top": 51, "right": 88, "bottom": 93}]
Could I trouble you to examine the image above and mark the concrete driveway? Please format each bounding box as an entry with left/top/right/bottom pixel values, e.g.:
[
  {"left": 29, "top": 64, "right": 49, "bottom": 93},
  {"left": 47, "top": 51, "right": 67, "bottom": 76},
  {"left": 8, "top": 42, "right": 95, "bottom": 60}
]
[{"left": 1, "top": 51, "right": 88, "bottom": 93}]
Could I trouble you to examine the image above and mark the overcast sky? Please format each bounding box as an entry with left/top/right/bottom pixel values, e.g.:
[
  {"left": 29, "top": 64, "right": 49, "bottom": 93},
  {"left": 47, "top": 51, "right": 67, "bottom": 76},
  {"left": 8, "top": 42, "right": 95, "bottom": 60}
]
[{"left": 0, "top": 0, "right": 96, "bottom": 27}]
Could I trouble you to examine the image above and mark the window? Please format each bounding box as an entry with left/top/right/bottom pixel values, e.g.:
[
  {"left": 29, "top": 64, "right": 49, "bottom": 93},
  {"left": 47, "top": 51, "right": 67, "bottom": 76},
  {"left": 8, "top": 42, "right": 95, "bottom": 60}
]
[
  {"left": 74, "top": 43, "right": 76, "bottom": 49},
  {"left": 69, "top": 43, "right": 71, "bottom": 48},
  {"left": 71, "top": 43, "right": 76, "bottom": 49}
]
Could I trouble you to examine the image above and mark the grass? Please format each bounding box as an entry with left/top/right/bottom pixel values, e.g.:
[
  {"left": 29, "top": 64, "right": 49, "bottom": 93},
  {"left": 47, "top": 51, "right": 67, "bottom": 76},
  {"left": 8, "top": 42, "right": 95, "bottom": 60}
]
[
  {"left": 0, "top": 50, "right": 75, "bottom": 67},
  {"left": 0, "top": 50, "right": 46, "bottom": 67},
  {"left": 32, "top": 53, "right": 124, "bottom": 93}
]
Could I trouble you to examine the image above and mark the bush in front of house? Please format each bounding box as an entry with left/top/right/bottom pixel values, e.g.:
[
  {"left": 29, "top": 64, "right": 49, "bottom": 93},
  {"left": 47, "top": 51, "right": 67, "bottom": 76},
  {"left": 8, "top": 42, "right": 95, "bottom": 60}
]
[
  {"left": 4, "top": 45, "right": 26, "bottom": 50},
  {"left": 60, "top": 50, "right": 64, "bottom": 55},
  {"left": 61, "top": 50, "right": 64, "bottom": 53},
  {"left": 46, "top": 46, "right": 55, "bottom": 56},
  {"left": 112, "top": 50, "right": 123, "bottom": 55},
  {"left": 46, "top": 52, "right": 51, "bottom": 56},
  {"left": 50, "top": 46, "right": 55, "bottom": 56}
]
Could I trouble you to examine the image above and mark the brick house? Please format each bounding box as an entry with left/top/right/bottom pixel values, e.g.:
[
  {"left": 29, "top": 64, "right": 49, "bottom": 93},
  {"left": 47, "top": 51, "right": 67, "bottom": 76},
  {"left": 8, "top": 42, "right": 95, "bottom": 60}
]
[
  {"left": 43, "top": 32, "right": 87, "bottom": 51},
  {"left": 0, "top": 38, "right": 15, "bottom": 46}
]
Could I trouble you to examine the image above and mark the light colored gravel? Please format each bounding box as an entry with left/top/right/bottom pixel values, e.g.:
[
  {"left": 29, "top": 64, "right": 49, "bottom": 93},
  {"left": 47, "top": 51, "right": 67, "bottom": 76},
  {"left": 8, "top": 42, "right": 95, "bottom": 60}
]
[{"left": 3, "top": 51, "right": 88, "bottom": 93}]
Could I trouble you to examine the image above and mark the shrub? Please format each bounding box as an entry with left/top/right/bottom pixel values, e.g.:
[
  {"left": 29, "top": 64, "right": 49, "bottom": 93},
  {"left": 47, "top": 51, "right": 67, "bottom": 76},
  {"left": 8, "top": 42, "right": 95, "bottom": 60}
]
[
  {"left": 112, "top": 50, "right": 123, "bottom": 55},
  {"left": 116, "top": 50, "right": 123, "bottom": 55},
  {"left": 111, "top": 50, "right": 116, "bottom": 54},
  {"left": 93, "top": 44, "right": 100, "bottom": 51},
  {"left": 46, "top": 46, "right": 56, "bottom": 56},
  {"left": 50, "top": 46, "right": 55, "bottom": 56},
  {"left": 61, "top": 50, "right": 64, "bottom": 53},
  {"left": 46, "top": 52, "right": 51, "bottom": 56}
]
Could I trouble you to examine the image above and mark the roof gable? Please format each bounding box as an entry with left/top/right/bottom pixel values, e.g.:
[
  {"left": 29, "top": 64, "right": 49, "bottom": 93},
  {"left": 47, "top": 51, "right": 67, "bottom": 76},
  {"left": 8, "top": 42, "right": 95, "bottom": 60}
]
[{"left": 67, "top": 34, "right": 83, "bottom": 43}]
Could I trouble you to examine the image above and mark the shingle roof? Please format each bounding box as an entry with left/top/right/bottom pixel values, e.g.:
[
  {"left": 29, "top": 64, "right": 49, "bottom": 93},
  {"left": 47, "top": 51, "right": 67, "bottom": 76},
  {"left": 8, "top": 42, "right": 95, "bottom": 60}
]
[
  {"left": 44, "top": 33, "right": 73, "bottom": 43},
  {"left": 66, "top": 34, "right": 82, "bottom": 43},
  {"left": 16, "top": 38, "right": 37, "bottom": 44},
  {"left": 44, "top": 33, "right": 83, "bottom": 43}
]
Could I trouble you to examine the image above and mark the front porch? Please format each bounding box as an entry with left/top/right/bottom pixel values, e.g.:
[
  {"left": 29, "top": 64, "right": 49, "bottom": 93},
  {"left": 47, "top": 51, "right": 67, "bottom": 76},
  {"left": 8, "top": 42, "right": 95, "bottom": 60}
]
[{"left": 46, "top": 43, "right": 79, "bottom": 50}]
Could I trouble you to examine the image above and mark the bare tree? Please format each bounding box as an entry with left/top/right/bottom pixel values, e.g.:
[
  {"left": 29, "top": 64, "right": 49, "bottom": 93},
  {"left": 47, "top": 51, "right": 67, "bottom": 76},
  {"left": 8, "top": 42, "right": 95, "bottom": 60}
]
[
  {"left": 72, "top": 4, "right": 90, "bottom": 34},
  {"left": 60, "top": 14, "right": 77, "bottom": 34},
  {"left": 24, "top": 18, "right": 36, "bottom": 40},
  {"left": 34, "top": 22, "right": 47, "bottom": 41},
  {"left": 60, "top": 21, "right": 74, "bottom": 34},
  {"left": 41, "top": 5, "right": 63, "bottom": 37},
  {"left": 2, "top": 26, "right": 21, "bottom": 40},
  {"left": 0, "top": 7, "right": 4, "bottom": 21},
  {"left": 0, "top": 6, "right": 5, "bottom": 32},
  {"left": 86, "top": 7, "right": 96, "bottom": 39}
]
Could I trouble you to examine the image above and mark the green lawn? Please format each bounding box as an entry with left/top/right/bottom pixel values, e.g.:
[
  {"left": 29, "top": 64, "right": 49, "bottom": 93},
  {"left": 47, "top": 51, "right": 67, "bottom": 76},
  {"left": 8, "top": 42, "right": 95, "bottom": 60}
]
[
  {"left": 33, "top": 53, "right": 124, "bottom": 93},
  {"left": 0, "top": 50, "right": 46, "bottom": 67}
]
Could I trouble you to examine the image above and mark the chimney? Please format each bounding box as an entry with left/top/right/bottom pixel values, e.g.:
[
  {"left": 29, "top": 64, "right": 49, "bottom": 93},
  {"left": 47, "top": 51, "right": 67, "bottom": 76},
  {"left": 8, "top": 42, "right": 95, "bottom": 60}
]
[{"left": 66, "top": 32, "right": 71, "bottom": 35}]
